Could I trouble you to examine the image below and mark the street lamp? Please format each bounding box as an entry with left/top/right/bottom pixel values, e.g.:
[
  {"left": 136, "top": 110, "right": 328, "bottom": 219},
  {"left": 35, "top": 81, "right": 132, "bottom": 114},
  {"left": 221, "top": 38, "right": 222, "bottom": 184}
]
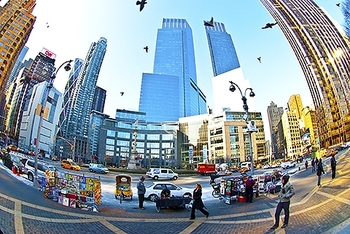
[
  {"left": 34, "top": 60, "right": 72, "bottom": 187},
  {"left": 229, "top": 81, "right": 256, "bottom": 175}
]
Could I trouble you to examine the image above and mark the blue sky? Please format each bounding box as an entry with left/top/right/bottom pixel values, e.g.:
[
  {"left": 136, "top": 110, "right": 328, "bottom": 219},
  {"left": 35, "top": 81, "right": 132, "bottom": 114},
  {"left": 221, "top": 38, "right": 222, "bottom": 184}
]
[{"left": 15, "top": 0, "right": 344, "bottom": 123}]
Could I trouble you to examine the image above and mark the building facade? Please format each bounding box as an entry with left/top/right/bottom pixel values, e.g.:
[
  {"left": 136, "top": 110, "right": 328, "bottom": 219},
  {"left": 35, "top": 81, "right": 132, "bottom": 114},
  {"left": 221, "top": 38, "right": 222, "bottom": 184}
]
[
  {"left": 261, "top": 0, "right": 350, "bottom": 149},
  {"left": 0, "top": 0, "right": 36, "bottom": 99},
  {"left": 205, "top": 20, "right": 240, "bottom": 76},
  {"left": 19, "top": 81, "right": 62, "bottom": 156},
  {"left": 92, "top": 86, "right": 106, "bottom": 113},
  {"left": 97, "top": 109, "right": 179, "bottom": 168},
  {"left": 5, "top": 49, "right": 56, "bottom": 144},
  {"left": 267, "top": 101, "right": 284, "bottom": 159},
  {"left": 139, "top": 18, "right": 206, "bottom": 122},
  {"left": 58, "top": 37, "right": 107, "bottom": 161}
]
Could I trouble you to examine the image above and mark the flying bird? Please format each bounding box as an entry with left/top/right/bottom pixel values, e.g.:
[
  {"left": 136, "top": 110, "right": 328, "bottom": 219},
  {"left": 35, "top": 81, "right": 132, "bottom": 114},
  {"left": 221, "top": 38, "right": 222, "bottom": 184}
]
[
  {"left": 120, "top": 92, "right": 124, "bottom": 96},
  {"left": 257, "top": 57, "right": 261, "bottom": 63},
  {"left": 204, "top": 17, "right": 214, "bottom": 27},
  {"left": 143, "top": 46, "right": 148, "bottom": 53},
  {"left": 336, "top": 3, "right": 340, "bottom": 7},
  {"left": 136, "top": 0, "right": 147, "bottom": 12},
  {"left": 262, "top": 22, "right": 278, "bottom": 29}
]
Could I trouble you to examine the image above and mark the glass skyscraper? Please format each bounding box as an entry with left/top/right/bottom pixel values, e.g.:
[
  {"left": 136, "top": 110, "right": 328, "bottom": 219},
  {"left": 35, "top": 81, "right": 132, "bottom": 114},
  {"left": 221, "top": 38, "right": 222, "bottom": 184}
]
[
  {"left": 261, "top": 0, "right": 350, "bottom": 148},
  {"left": 205, "top": 21, "right": 240, "bottom": 76},
  {"left": 139, "top": 19, "right": 206, "bottom": 122},
  {"left": 205, "top": 20, "right": 255, "bottom": 114},
  {"left": 58, "top": 37, "right": 107, "bottom": 160}
]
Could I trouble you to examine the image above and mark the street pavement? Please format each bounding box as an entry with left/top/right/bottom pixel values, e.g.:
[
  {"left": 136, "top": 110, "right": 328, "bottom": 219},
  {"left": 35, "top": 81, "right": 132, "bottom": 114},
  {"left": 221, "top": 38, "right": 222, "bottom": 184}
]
[{"left": 1, "top": 152, "right": 350, "bottom": 234}]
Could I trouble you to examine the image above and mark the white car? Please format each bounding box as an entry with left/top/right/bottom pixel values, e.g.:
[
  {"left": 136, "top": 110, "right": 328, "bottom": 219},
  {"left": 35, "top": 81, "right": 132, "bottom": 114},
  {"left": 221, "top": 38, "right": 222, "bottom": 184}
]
[
  {"left": 280, "top": 161, "right": 296, "bottom": 169},
  {"left": 144, "top": 182, "right": 192, "bottom": 202}
]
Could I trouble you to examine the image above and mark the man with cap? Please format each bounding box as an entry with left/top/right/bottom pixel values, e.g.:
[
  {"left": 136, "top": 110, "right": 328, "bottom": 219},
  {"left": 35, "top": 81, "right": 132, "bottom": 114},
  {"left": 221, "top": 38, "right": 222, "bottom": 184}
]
[
  {"left": 271, "top": 174, "right": 295, "bottom": 230},
  {"left": 137, "top": 176, "right": 146, "bottom": 209}
]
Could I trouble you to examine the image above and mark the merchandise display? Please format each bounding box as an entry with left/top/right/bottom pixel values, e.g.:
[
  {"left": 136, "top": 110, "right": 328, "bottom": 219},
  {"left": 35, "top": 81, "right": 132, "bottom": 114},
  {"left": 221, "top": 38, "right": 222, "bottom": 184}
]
[{"left": 41, "top": 170, "right": 101, "bottom": 212}]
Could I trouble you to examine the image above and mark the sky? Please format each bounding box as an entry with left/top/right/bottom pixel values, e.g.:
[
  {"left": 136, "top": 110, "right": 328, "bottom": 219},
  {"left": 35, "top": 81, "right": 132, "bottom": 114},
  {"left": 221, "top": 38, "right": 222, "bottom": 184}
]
[{"left": 5, "top": 0, "right": 345, "bottom": 134}]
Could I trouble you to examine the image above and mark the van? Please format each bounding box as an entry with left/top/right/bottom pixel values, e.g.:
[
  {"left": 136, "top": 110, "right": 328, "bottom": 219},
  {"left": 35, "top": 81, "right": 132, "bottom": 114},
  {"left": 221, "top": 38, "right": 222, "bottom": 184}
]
[
  {"left": 146, "top": 168, "right": 179, "bottom": 180},
  {"left": 240, "top": 162, "right": 252, "bottom": 169}
]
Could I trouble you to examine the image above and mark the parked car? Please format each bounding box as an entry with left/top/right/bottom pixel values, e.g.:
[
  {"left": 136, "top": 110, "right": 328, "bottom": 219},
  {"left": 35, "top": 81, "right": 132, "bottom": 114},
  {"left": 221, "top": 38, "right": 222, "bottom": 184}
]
[
  {"left": 61, "top": 159, "right": 81, "bottom": 171},
  {"left": 89, "top": 163, "right": 109, "bottom": 174},
  {"left": 280, "top": 161, "right": 296, "bottom": 169},
  {"left": 24, "top": 159, "right": 56, "bottom": 181},
  {"left": 144, "top": 182, "right": 192, "bottom": 202},
  {"left": 10, "top": 155, "right": 25, "bottom": 174},
  {"left": 146, "top": 168, "right": 178, "bottom": 180}
]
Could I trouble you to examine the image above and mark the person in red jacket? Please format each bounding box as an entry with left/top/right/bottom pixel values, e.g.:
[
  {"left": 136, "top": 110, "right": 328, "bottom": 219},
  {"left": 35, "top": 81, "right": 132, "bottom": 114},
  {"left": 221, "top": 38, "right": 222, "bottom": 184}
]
[{"left": 245, "top": 176, "right": 255, "bottom": 203}]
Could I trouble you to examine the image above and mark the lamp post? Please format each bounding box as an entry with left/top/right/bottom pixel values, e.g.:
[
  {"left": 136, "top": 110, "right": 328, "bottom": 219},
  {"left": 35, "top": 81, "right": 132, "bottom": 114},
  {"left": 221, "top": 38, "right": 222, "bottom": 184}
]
[
  {"left": 229, "top": 81, "right": 256, "bottom": 175},
  {"left": 33, "top": 60, "right": 72, "bottom": 187}
]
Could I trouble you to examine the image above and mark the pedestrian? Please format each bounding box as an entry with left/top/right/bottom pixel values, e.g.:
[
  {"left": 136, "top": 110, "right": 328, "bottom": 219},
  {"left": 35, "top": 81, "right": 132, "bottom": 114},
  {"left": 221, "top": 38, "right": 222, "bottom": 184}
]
[
  {"left": 190, "top": 183, "right": 209, "bottom": 220},
  {"left": 305, "top": 160, "right": 308, "bottom": 170},
  {"left": 245, "top": 176, "right": 255, "bottom": 203},
  {"left": 270, "top": 174, "right": 295, "bottom": 230},
  {"left": 316, "top": 158, "right": 325, "bottom": 186},
  {"left": 330, "top": 155, "right": 337, "bottom": 180},
  {"left": 311, "top": 158, "right": 315, "bottom": 172},
  {"left": 137, "top": 176, "right": 146, "bottom": 210}
]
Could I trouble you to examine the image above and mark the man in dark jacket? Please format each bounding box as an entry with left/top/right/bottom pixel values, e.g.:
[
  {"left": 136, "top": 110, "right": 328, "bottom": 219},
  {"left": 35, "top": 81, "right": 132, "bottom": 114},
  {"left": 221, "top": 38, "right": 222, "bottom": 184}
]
[
  {"left": 316, "top": 158, "right": 325, "bottom": 186},
  {"left": 271, "top": 174, "right": 295, "bottom": 229},
  {"left": 137, "top": 176, "right": 146, "bottom": 209},
  {"left": 330, "top": 155, "right": 337, "bottom": 179},
  {"left": 245, "top": 176, "right": 255, "bottom": 203}
]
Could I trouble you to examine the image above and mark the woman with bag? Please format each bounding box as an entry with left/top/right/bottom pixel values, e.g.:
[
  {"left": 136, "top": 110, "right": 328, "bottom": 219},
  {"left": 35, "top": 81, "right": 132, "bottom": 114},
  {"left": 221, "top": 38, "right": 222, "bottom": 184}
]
[{"left": 190, "top": 183, "right": 209, "bottom": 220}]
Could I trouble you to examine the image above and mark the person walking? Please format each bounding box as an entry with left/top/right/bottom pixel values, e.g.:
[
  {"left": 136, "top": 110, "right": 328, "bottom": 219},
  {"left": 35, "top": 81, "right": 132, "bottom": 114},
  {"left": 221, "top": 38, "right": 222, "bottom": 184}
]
[
  {"left": 316, "top": 158, "right": 325, "bottom": 186},
  {"left": 137, "top": 176, "right": 146, "bottom": 209},
  {"left": 190, "top": 183, "right": 209, "bottom": 220},
  {"left": 245, "top": 176, "right": 255, "bottom": 203},
  {"left": 305, "top": 160, "right": 308, "bottom": 170},
  {"left": 330, "top": 155, "right": 337, "bottom": 180},
  {"left": 311, "top": 158, "right": 315, "bottom": 172},
  {"left": 271, "top": 174, "right": 295, "bottom": 230}
]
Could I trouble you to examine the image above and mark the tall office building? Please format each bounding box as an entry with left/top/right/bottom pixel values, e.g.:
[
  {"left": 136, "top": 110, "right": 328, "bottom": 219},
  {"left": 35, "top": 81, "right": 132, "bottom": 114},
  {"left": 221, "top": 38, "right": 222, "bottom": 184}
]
[
  {"left": 5, "top": 49, "right": 56, "bottom": 142},
  {"left": 59, "top": 58, "right": 83, "bottom": 135},
  {"left": 139, "top": 19, "right": 206, "bottom": 122},
  {"left": 205, "top": 21, "right": 240, "bottom": 76},
  {"left": 58, "top": 37, "right": 107, "bottom": 161},
  {"left": 0, "top": 0, "right": 36, "bottom": 98},
  {"left": 261, "top": 0, "right": 350, "bottom": 148},
  {"left": 267, "top": 101, "right": 284, "bottom": 159},
  {"left": 205, "top": 20, "right": 255, "bottom": 114}
]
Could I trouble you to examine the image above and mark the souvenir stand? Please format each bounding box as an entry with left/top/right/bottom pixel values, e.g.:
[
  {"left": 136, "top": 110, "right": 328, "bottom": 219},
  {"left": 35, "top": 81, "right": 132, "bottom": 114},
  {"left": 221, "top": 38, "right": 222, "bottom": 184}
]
[
  {"left": 41, "top": 171, "right": 101, "bottom": 212},
  {"left": 216, "top": 175, "right": 246, "bottom": 204}
]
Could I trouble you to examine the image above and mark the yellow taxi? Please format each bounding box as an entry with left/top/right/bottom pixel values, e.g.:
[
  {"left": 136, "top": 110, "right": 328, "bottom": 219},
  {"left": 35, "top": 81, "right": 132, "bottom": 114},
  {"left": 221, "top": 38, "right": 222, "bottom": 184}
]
[{"left": 61, "top": 159, "right": 81, "bottom": 171}]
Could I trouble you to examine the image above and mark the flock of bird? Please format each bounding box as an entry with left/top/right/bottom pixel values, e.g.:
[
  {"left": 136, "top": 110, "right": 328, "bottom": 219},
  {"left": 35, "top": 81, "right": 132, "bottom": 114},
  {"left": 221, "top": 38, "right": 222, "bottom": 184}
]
[{"left": 129, "top": 0, "right": 342, "bottom": 96}]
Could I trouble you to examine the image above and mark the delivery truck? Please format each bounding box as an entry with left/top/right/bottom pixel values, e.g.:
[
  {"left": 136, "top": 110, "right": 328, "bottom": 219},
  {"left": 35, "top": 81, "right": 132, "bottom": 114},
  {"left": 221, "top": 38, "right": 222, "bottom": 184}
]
[{"left": 197, "top": 163, "right": 216, "bottom": 175}]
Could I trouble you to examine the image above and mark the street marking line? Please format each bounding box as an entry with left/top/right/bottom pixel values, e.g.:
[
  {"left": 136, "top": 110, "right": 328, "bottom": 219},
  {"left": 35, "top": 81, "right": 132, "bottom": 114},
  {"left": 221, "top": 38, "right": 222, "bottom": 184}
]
[
  {"left": 317, "top": 191, "right": 350, "bottom": 205},
  {"left": 179, "top": 221, "right": 201, "bottom": 234},
  {"left": 99, "top": 220, "right": 127, "bottom": 234},
  {"left": 14, "top": 201, "right": 24, "bottom": 234}
]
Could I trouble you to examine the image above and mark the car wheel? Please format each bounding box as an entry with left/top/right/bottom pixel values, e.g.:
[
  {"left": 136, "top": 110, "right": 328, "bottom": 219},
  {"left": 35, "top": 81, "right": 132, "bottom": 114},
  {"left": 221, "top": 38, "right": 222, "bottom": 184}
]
[
  {"left": 173, "top": 176, "right": 178, "bottom": 180},
  {"left": 89, "top": 169, "right": 93, "bottom": 172},
  {"left": 154, "top": 176, "right": 159, "bottom": 180},
  {"left": 183, "top": 193, "right": 191, "bottom": 198},
  {"left": 28, "top": 172, "right": 33, "bottom": 182},
  {"left": 149, "top": 194, "right": 158, "bottom": 202}
]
